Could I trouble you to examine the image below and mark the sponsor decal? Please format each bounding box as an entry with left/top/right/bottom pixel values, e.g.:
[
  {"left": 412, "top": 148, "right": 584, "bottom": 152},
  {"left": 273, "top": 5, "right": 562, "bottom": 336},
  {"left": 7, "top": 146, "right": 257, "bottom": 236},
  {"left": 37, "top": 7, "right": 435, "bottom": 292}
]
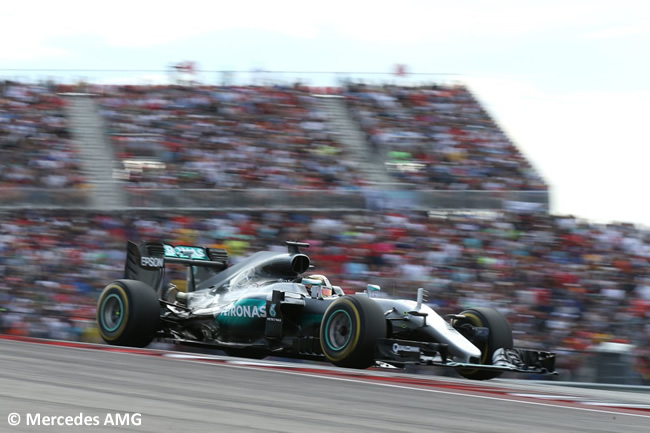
[
  {"left": 393, "top": 343, "right": 420, "bottom": 354},
  {"left": 140, "top": 256, "right": 164, "bottom": 268},
  {"left": 266, "top": 317, "right": 282, "bottom": 323},
  {"left": 163, "top": 245, "right": 176, "bottom": 257},
  {"left": 164, "top": 245, "right": 207, "bottom": 260},
  {"left": 220, "top": 301, "right": 267, "bottom": 319}
]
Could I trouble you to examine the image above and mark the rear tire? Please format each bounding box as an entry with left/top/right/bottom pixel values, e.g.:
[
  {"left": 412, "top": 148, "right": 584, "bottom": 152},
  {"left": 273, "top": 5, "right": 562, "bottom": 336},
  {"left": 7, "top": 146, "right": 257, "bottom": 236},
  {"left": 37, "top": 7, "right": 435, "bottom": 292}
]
[
  {"left": 97, "top": 279, "right": 160, "bottom": 347},
  {"left": 454, "top": 307, "right": 513, "bottom": 380},
  {"left": 320, "top": 295, "right": 386, "bottom": 369}
]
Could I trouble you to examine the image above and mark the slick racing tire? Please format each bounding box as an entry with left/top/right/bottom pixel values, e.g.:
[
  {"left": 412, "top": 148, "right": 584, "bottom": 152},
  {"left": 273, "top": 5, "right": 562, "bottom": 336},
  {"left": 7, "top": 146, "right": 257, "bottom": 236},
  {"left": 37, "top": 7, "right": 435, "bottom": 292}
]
[
  {"left": 453, "top": 307, "right": 513, "bottom": 380},
  {"left": 320, "top": 295, "right": 386, "bottom": 369},
  {"left": 97, "top": 279, "right": 160, "bottom": 347}
]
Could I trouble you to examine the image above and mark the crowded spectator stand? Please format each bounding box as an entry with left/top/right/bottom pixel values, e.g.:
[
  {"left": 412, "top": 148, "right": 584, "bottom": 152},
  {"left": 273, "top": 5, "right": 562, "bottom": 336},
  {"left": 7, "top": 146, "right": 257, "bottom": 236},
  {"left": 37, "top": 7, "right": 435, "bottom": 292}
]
[
  {"left": 0, "top": 79, "right": 646, "bottom": 384},
  {"left": 0, "top": 209, "right": 648, "bottom": 383}
]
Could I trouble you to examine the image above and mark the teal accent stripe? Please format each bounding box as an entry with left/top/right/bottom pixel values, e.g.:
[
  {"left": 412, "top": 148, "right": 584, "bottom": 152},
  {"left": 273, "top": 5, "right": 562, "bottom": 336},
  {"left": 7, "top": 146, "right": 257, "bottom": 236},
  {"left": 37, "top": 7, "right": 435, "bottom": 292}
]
[
  {"left": 101, "top": 293, "right": 124, "bottom": 332},
  {"left": 325, "top": 309, "right": 352, "bottom": 351}
]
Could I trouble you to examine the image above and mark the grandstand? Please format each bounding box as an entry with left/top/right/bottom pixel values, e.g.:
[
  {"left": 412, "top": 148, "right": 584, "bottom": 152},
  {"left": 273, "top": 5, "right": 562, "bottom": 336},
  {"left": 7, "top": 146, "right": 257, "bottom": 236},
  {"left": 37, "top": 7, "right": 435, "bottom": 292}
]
[
  {"left": 1, "top": 81, "right": 548, "bottom": 211},
  {"left": 344, "top": 83, "right": 547, "bottom": 191},
  {"left": 0, "top": 82, "right": 88, "bottom": 207},
  {"left": 0, "top": 79, "right": 648, "bottom": 385}
]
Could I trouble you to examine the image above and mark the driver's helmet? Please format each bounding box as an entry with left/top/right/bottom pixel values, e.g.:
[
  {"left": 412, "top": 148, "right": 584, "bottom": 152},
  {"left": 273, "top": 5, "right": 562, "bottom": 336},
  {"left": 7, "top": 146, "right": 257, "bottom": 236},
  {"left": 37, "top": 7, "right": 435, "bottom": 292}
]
[{"left": 307, "top": 274, "right": 333, "bottom": 298}]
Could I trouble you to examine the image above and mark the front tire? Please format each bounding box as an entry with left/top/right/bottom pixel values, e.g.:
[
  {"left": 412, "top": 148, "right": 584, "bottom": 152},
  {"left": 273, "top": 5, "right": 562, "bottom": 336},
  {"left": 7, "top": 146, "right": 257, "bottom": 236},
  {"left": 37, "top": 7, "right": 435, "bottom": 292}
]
[
  {"left": 97, "top": 279, "right": 160, "bottom": 347},
  {"left": 454, "top": 307, "right": 513, "bottom": 380},
  {"left": 320, "top": 295, "right": 386, "bottom": 369}
]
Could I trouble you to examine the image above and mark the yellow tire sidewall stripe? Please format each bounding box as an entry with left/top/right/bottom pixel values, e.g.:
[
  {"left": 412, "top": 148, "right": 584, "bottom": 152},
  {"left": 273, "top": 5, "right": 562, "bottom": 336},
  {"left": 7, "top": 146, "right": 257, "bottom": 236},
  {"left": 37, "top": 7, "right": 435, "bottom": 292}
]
[
  {"left": 322, "top": 298, "right": 362, "bottom": 362},
  {"left": 98, "top": 284, "right": 130, "bottom": 341}
]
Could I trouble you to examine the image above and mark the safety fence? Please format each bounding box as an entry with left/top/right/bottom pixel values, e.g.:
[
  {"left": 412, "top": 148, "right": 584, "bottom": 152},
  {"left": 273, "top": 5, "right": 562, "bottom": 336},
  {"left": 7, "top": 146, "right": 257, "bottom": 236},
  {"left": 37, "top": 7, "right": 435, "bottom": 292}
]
[
  {"left": 124, "top": 188, "right": 549, "bottom": 212},
  {"left": 0, "top": 187, "right": 548, "bottom": 212},
  {"left": 0, "top": 187, "right": 92, "bottom": 208}
]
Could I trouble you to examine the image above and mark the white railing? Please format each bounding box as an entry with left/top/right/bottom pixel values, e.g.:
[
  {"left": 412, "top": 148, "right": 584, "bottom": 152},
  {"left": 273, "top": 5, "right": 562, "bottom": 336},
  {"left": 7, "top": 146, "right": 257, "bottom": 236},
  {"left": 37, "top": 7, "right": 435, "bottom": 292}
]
[
  {"left": 0, "top": 187, "right": 548, "bottom": 211},
  {"left": 125, "top": 188, "right": 549, "bottom": 211}
]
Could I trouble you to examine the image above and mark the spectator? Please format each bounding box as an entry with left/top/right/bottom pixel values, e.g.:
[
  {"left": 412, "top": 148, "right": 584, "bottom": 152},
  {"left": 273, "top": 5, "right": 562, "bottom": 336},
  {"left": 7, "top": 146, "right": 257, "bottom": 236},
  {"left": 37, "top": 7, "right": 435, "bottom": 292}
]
[
  {"left": 0, "top": 81, "right": 85, "bottom": 188},
  {"left": 345, "top": 83, "right": 547, "bottom": 190},
  {"left": 96, "top": 85, "right": 365, "bottom": 190},
  {"left": 0, "top": 209, "right": 647, "bottom": 383}
]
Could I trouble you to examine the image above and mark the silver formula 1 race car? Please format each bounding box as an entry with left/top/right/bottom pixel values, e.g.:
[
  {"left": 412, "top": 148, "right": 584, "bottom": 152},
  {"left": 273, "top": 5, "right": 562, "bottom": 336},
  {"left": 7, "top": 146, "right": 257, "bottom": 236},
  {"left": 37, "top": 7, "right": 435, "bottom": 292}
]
[{"left": 97, "top": 241, "right": 556, "bottom": 380}]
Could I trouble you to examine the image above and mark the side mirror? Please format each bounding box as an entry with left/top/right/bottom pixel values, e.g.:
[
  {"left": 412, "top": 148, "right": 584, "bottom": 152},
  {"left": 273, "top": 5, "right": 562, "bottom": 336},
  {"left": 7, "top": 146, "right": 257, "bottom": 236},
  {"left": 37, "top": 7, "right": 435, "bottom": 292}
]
[{"left": 366, "top": 284, "right": 381, "bottom": 297}]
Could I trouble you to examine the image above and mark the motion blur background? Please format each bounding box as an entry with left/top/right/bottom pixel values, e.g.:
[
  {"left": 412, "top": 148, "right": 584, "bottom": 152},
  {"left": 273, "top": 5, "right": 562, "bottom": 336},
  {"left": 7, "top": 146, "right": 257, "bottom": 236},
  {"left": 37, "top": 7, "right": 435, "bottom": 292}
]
[{"left": 0, "top": 1, "right": 648, "bottom": 385}]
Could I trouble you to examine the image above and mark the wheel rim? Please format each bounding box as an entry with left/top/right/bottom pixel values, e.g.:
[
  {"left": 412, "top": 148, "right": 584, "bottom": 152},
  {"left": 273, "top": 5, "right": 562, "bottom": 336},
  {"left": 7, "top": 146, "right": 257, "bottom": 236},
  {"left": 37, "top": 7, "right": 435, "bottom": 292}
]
[
  {"left": 325, "top": 310, "right": 352, "bottom": 351},
  {"left": 101, "top": 294, "right": 124, "bottom": 332}
]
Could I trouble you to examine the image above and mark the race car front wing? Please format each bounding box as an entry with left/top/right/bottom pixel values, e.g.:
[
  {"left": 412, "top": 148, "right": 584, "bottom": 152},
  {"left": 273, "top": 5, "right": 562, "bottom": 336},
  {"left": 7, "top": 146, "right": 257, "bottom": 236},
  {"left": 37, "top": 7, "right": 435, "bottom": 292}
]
[{"left": 375, "top": 339, "right": 557, "bottom": 375}]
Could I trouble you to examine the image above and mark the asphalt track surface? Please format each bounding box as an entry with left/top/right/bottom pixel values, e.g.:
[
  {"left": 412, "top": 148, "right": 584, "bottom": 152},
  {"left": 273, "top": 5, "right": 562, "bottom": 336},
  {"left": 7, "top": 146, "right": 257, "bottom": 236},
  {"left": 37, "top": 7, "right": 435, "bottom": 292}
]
[{"left": 0, "top": 338, "right": 648, "bottom": 432}]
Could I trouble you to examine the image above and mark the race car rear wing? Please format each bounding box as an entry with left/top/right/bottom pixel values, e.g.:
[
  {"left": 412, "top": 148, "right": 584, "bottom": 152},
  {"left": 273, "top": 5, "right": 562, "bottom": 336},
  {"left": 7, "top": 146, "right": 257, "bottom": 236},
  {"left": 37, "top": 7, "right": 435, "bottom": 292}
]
[{"left": 123, "top": 241, "right": 228, "bottom": 294}]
